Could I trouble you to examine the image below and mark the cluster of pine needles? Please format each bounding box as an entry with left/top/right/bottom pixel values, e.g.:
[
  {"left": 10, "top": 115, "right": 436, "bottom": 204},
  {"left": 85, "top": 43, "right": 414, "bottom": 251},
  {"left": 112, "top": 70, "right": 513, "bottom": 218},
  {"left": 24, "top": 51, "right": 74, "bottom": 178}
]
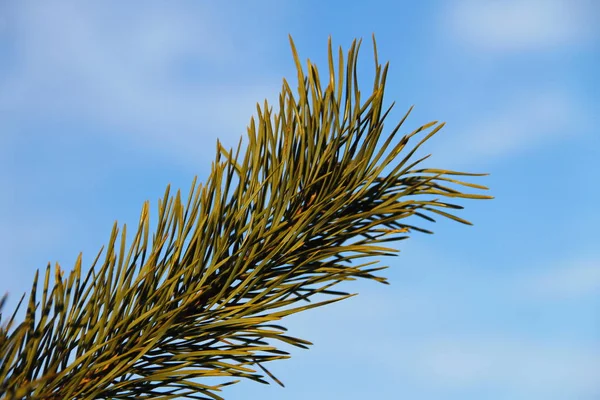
[{"left": 0, "top": 36, "right": 491, "bottom": 399}]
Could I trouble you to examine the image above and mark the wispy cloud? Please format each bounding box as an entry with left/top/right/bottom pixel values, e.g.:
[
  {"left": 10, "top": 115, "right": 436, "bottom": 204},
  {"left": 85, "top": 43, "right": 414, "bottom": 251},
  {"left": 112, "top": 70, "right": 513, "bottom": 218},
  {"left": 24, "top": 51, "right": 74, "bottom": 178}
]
[
  {"left": 275, "top": 239, "right": 599, "bottom": 397},
  {"left": 0, "top": 2, "right": 281, "bottom": 165},
  {"left": 430, "top": 89, "right": 585, "bottom": 166},
  {"left": 0, "top": 208, "right": 81, "bottom": 315},
  {"left": 414, "top": 336, "right": 600, "bottom": 396},
  {"left": 283, "top": 293, "right": 600, "bottom": 398},
  {"left": 446, "top": 0, "right": 598, "bottom": 52},
  {"left": 522, "top": 258, "right": 600, "bottom": 299}
]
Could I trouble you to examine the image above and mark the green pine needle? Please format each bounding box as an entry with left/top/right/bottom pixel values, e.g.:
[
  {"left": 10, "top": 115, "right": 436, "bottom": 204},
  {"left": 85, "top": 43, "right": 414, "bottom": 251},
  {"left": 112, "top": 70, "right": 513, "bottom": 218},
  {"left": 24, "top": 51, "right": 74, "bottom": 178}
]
[{"left": 0, "top": 35, "right": 492, "bottom": 400}]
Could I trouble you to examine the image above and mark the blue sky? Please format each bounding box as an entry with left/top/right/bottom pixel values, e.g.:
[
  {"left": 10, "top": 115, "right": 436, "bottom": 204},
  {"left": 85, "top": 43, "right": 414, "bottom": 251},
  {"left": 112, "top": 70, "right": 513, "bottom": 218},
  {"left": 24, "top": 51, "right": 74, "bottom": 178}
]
[{"left": 1, "top": 1, "right": 598, "bottom": 399}]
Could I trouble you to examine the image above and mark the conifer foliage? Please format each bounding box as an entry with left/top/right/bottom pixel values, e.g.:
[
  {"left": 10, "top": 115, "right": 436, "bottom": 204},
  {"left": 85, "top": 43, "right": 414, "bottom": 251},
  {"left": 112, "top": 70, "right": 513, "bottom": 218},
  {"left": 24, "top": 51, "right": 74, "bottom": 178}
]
[{"left": 0, "top": 36, "right": 492, "bottom": 399}]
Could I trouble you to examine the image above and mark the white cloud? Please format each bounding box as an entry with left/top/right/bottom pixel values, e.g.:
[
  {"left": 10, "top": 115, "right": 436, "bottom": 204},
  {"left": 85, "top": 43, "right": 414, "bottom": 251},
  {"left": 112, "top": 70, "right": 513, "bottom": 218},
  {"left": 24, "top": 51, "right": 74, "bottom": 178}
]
[
  {"left": 523, "top": 259, "right": 600, "bottom": 299},
  {"left": 430, "top": 89, "right": 585, "bottom": 166},
  {"left": 468, "top": 90, "right": 578, "bottom": 155},
  {"left": 285, "top": 297, "right": 600, "bottom": 397},
  {"left": 415, "top": 337, "right": 600, "bottom": 395},
  {"left": 0, "top": 1, "right": 281, "bottom": 165},
  {"left": 272, "top": 244, "right": 600, "bottom": 397},
  {"left": 0, "top": 209, "right": 82, "bottom": 317},
  {"left": 447, "top": 0, "right": 598, "bottom": 52}
]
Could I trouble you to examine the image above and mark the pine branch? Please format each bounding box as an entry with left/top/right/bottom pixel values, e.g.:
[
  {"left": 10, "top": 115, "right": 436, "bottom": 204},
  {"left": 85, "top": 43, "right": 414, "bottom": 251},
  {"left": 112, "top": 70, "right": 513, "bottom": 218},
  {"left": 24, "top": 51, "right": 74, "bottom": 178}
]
[{"left": 0, "top": 36, "right": 492, "bottom": 399}]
